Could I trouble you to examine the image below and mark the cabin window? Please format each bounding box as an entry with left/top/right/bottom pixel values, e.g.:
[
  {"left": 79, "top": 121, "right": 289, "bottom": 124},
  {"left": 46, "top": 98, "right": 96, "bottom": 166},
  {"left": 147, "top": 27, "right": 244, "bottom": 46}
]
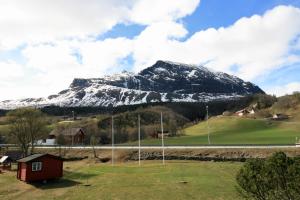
[{"left": 32, "top": 162, "right": 42, "bottom": 171}]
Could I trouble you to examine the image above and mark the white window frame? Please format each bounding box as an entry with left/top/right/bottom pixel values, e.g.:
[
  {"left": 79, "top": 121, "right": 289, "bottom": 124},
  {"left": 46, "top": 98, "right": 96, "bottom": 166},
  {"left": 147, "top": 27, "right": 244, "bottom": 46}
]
[{"left": 32, "top": 162, "right": 42, "bottom": 171}]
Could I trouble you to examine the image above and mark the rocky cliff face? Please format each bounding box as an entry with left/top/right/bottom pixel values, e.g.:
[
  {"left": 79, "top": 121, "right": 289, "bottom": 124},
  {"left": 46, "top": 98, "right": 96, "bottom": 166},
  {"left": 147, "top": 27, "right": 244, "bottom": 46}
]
[{"left": 0, "top": 60, "right": 264, "bottom": 109}]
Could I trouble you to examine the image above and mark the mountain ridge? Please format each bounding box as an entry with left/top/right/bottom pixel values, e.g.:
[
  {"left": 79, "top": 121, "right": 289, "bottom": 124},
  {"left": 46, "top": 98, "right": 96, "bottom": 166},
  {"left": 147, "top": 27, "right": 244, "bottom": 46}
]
[{"left": 0, "top": 60, "right": 264, "bottom": 109}]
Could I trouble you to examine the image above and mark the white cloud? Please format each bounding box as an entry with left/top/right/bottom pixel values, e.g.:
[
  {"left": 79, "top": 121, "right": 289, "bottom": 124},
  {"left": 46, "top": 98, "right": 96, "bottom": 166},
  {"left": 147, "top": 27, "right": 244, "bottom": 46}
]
[
  {"left": 0, "top": 0, "right": 200, "bottom": 100},
  {"left": 19, "top": 38, "right": 133, "bottom": 97},
  {"left": 0, "top": 60, "right": 24, "bottom": 82},
  {"left": 78, "top": 37, "right": 133, "bottom": 76},
  {"left": 0, "top": 61, "right": 29, "bottom": 100},
  {"left": 132, "top": 21, "right": 188, "bottom": 70},
  {"left": 131, "top": 5, "right": 300, "bottom": 81},
  {"left": 0, "top": 0, "right": 133, "bottom": 50},
  {"left": 0, "top": 0, "right": 200, "bottom": 50},
  {"left": 1, "top": 2, "right": 300, "bottom": 101},
  {"left": 130, "top": 0, "right": 200, "bottom": 24},
  {"left": 266, "top": 82, "right": 300, "bottom": 96}
]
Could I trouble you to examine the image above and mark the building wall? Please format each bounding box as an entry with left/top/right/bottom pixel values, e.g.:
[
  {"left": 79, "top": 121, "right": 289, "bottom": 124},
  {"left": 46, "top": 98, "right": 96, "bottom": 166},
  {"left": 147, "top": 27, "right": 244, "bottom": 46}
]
[
  {"left": 64, "top": 132, "right": 84, "bottom": 145},
  {"left": 20, "top": 156, "right": 63, "bottom": 182}
]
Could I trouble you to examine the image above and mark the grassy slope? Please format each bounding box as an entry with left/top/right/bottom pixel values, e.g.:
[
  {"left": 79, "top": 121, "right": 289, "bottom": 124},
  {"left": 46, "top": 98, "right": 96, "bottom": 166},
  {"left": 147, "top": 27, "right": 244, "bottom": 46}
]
[
  {"left": 129, "top": 116, "right": 300, "bottom": 145},
  {"left": 0, "top": 161, "right": 242, "bottom": 200},
  {"left": 0, "top": 125, "right": 9, "bottom": 135}
]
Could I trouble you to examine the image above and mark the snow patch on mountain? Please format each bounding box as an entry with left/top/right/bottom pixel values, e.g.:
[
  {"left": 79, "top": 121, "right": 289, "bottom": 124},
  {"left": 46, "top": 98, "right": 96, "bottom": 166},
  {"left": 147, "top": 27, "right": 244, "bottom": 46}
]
[{"left": 0, "top": 60, "right": 264, "bottom": 109}]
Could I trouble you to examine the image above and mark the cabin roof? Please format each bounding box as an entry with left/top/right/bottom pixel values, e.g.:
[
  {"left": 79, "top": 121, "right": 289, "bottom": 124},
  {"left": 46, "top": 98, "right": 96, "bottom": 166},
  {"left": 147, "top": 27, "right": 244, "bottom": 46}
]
[
  {"left": 49, "top": 128, "right": 85, "bottom": 136},
  {"left": 17, "top": 154, "right": 62, "bottom": 163}
]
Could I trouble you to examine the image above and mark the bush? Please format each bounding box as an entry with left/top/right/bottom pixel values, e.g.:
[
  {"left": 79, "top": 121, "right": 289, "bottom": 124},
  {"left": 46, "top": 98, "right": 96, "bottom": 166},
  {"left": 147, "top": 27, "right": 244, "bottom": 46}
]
[
  {"left": 273, "top": 93, "right": 300, "bottom": 111},
  {"left": 254, "top": 110, "right": 272, "bottom": 118},
  {"left": 236, "top": 152, "right": 300, "bottom": 200},
  {"left": 252, "top": 94, "right": 277, "bottom": 109}
]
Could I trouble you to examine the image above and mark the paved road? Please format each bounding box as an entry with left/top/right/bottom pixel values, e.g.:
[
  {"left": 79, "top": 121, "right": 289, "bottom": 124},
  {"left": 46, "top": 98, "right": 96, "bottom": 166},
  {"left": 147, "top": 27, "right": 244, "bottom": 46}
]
[
  {"left": 33, "top": 145, "right": 298, "bottom": 149},
  {"left": 1, "top": 144, "right": 299, "bottom": 149}
]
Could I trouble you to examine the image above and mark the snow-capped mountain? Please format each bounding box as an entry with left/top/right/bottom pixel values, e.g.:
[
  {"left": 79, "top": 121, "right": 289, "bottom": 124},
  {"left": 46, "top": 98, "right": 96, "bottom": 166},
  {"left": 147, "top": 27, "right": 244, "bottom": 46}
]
[{"left": 0, "top": 60, "right": 264, "bottom": 109}]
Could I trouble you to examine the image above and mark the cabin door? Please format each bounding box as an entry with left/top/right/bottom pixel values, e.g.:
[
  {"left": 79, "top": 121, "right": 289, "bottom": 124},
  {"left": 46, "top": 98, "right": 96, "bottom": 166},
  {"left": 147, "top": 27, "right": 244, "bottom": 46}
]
[{"left": 20, "top": 163, "right": 27, "bottom": 181}]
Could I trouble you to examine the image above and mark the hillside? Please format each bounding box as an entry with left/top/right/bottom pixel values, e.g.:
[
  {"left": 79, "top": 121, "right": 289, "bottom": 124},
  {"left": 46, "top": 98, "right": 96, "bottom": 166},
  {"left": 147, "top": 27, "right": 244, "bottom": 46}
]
[
  {"left": 0, "top": 60, "right": 264, "bottom": 109},
  {"left": 129, "top": 116, "right": 300, "bottom": 145},
  {"left": 1, "top": 93, "right": 300, "bottom": 146}
]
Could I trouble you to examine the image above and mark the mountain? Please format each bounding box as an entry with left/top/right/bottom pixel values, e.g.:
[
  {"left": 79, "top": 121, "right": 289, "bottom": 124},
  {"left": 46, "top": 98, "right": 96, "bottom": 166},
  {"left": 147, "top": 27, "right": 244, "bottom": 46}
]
[{"left": 0, "top": 60, "right": 264, "bottom": 109}]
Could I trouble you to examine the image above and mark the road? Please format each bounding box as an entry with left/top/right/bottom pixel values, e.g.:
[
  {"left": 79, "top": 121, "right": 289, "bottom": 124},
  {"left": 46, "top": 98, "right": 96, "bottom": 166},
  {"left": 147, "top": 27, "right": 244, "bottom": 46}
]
[
  {"left": 33, "top": 145, "right": 298, "bottom": 149},
  {"left": 1, "top": 144, "right": 299, "bottom": 149}
]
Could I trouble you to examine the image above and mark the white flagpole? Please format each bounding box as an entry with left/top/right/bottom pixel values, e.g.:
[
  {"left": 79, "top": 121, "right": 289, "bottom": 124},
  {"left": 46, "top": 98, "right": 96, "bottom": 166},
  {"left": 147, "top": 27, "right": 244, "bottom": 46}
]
[
  {"left": 161, "top": 112, "right": 165, "bottom": 165},
  {"left": 206, "top": 106, "right": 211, "bottom": 145},
  {"left": 138, "top": 80, "right": 141, "bottom": 166},
  {"left": 138, "top": 114, "right": 141, "bottom": 166},
  {"left": 111, "top": 115, "right": 114, "bottom": 166}
]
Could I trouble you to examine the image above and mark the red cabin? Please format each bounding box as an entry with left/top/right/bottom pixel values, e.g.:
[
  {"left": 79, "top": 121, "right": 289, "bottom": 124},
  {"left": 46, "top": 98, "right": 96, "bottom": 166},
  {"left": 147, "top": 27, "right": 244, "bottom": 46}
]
[{"left": 16, "top": 154, "right": 63, "bottom": 182}]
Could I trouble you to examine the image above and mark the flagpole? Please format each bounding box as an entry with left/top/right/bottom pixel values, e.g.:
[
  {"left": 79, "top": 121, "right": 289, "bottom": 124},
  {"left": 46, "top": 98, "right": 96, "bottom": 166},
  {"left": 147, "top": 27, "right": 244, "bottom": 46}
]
[
  {"left": 206, "top": 105, "right": 210, "bottom": 145},
  {"left": 138, "top": 81, "right": 141, "bottom": 166},
  {"left": 161, "top": 112, "right": 165, "bottom": 165},
  {"left": 138, "top": 114, "right": 141, "bottom": 166},
  {"left": 111, "top": 115, "right": 114, "bottom": 166}
]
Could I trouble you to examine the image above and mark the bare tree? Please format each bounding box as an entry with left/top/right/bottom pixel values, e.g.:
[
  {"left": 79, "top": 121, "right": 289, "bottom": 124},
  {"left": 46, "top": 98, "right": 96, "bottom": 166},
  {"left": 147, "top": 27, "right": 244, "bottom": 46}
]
[
  {"left": 56, "top": 133, "right": 66, "bottom": 157},
  {"left": 8, "top": 108, "right": 47, "bottom": 156},
  {"left": 90, "top": 134, "right": 98, "bottom": 158}
]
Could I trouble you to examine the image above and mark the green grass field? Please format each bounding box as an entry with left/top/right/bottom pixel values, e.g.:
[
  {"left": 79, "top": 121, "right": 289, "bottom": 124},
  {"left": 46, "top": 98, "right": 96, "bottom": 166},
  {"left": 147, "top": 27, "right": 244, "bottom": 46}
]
[
  {"left": 0, "top": 160, "right": 242, "bottom": 200},
  {"left": 129, "top": 116, "right": 300, "bottom": 145},
  {"left": 0, "top": 124, "right": 9, "bottom": 135}
]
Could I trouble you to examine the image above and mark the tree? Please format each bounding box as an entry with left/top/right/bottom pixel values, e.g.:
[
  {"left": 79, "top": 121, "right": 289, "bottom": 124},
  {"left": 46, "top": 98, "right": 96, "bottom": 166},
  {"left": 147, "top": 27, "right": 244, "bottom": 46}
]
[
  {"left": 0, "top": 135, "right": 5, "bottom": 143},
  {"left": 236, "top": 152, "right": 300, "bottom": 200},
  {"left": 167, "top": 118, "right": 178, "bottom": 136},
  {"left": 56, "top": 133, "right": 66, "bottom": 157},
  {"left": 7, "top": 108, "right": 47, "bottom": 156},
  {"left": 90, "top": 134, "right": 98, "bottom": 158}
]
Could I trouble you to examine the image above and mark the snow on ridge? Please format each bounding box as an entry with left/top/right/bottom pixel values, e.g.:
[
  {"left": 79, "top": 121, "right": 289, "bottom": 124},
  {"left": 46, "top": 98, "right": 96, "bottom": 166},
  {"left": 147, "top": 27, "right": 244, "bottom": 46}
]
[
  {"left": 162, "top": 60, "right": 199, "bottom": 68},
  {"left": 0, "top": 89, "right": 244, "bottom": 110},
  {"left": 0, "top": 60, "right": 260, "bottom": 110}
]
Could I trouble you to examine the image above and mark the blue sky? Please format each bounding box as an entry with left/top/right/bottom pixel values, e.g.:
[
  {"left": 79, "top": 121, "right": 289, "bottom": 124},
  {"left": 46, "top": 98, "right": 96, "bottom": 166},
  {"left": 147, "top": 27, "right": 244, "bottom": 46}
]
[
  {"left": 0, "top": 0, "right": 300, "bottom": 100},
  {"left": 186, "top": 0, "right": 300, "bottom": 94},
  {"left": 185, "top": 0, "right": 300, "bottom": 32}
]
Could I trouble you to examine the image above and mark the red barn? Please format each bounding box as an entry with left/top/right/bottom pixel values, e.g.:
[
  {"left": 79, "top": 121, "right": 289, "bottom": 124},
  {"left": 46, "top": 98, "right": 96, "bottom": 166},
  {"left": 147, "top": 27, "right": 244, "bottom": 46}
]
[{"left": 16, "top": 154, "right": 63, "bottom": 182}]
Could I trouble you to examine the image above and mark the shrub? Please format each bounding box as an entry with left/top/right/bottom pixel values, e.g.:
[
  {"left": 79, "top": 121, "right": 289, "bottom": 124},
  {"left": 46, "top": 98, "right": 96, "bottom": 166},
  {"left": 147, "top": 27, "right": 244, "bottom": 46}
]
[
  {"left": 254, "top": 110, "right": 272, "bottom": 118},
  {"left": 236, "top": 152, "right": 300, "bottom": 200}
]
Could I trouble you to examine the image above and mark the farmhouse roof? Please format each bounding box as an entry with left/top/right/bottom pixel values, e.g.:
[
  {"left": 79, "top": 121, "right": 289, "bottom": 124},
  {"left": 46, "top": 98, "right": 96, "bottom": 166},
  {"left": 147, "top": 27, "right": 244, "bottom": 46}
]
[
  {"left": 236, "top": 109, "right": 250, "bottom": 113},
  {"left": 17, "top": 154, "right": 62, "bottom": 163},
  {"left": 49, "top": 128, "right": 85, "bottom": 136}
]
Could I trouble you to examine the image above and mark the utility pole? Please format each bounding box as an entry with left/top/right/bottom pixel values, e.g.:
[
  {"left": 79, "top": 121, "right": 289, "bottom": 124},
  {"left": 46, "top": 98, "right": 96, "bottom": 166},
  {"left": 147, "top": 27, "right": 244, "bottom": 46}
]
[
  {"left": 138, "top": 80, "right": 141, "bottom": 166},
  {"left": 138, "top": 114, "right": 141, "bottom": 166},
  {"left": 206, "top": 105, "right": 211, "bottom": 145},
  {"left": 111, "top": 115, "right": 114, "bottom": 166},
  {"left": 161, "top": 112, "right": 165, "bottom": 165}
]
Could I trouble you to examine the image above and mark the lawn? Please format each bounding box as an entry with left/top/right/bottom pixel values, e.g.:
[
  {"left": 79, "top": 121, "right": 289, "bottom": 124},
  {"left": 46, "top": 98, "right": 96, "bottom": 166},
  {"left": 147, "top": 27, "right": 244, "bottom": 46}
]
[
  {"left": 128, "top": 116, "right": 300, "bottom": 145},
  {"left": 0, "top": 160, "right": 242, "bottom": 200}
]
